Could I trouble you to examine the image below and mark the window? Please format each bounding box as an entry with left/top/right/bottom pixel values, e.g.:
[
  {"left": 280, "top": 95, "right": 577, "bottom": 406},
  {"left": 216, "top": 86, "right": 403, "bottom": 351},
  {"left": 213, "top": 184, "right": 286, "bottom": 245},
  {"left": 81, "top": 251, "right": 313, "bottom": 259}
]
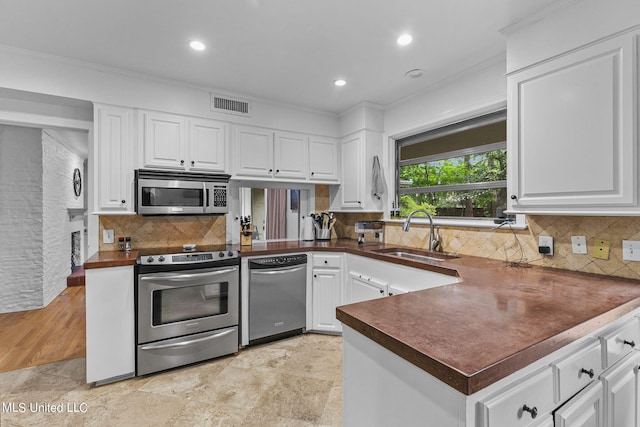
[{"left": 396, "top": 110, "right": 507, "bottom": 219}]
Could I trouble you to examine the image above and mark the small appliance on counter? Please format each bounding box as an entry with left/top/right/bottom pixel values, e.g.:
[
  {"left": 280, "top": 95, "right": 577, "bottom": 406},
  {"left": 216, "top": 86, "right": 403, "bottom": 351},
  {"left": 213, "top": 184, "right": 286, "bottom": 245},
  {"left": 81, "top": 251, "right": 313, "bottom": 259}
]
[
  {"left": 355, "top": 221, "right": 384, "bottom": 245},
  {"left": 301, "top": 216, "right": 315, "bottom": 241}
]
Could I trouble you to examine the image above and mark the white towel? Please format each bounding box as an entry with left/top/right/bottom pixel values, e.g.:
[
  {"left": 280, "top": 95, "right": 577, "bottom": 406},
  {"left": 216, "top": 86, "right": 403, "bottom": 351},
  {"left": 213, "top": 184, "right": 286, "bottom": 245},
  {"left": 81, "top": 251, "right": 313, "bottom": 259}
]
[{"left": 371, "top": 155, "right": 385, "bottom": 200}]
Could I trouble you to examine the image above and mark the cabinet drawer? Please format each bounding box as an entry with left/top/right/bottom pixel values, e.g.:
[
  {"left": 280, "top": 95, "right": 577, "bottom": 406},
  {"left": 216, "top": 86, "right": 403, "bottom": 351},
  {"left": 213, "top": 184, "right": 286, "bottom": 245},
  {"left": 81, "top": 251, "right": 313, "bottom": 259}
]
[
  {"left": 598, "top": 316, "right": 640, "bottom": 368},
  {"left": 551, "top": 339, "right": 602, "bottom": 403},
  {"left": 478, "top": 366, "right": 554, "bottom": 427},
  {"left": 313, "top": 254, "right": 342, "bottom": 269}
]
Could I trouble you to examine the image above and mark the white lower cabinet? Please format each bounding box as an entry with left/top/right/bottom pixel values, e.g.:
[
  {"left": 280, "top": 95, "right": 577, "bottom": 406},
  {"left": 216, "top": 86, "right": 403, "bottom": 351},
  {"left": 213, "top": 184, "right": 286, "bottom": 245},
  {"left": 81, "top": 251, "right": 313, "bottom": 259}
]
[
  {"left": 551, "top": 339, "right": 603, "bottom": 404},
  {"left": 531, "top": 415, "right": 554, "bottom": 427},
  {"left": 311, "top": 254, "right": 343, "bottom": 333},
  {"left": 85, "top": 266, "right": 135, "bottom": 385},
  {"left": 347, "top": 271, "right": 387, "bottom": 303},
  {"left": 478, "top": 367, "right": 555, "bottom": 427},
  {"left": 554, "top": 381, "right": 604, "bottom": 427},
  {"left": 600, "top": 350, "right": 640, "bottom": 427}
]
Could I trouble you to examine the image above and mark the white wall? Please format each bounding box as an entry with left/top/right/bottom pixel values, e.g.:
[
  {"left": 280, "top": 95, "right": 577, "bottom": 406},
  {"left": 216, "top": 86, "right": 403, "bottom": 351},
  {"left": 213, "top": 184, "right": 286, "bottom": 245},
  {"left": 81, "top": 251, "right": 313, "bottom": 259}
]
[
  {"left": 381, "top": 57, "right": 508, "bottom": 205},
  {"left": 0, "top": 125, "right": 44, "bottom": 312},
  {"left": 0, "top": 47, "right": 339, "bottom": 138},
  {"left": 505, "top": 0, "right": 640, "bottom": 73},
  {"left": 42, "top": 130, "right": 85, "bottom": 306}
]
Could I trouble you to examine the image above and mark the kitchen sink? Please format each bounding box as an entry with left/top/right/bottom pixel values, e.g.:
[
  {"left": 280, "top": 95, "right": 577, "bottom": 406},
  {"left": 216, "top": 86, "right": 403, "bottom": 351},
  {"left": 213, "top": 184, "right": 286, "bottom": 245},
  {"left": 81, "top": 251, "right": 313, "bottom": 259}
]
[{"left": 372, "top": 247, "right": 460, "bottom": 263}]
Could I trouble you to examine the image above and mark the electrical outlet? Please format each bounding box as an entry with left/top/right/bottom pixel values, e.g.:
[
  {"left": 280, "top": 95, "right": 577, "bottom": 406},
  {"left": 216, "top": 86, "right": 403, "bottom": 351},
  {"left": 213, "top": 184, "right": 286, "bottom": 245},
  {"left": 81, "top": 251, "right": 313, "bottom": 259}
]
[
  {"left": 538, "top": 236, "right": 554, "bottom": 256},
  {"left": 571, "top": 236, "right": 588, "bottom": 254},
  {"left": 103, "top": 229, "right": 114, "bottom": 244},
  {"left": 593, "top": 239, "right": 610, "bottom": 260},
  {"left": 622, "top": 240, "right": 640, "bottom": 261}
]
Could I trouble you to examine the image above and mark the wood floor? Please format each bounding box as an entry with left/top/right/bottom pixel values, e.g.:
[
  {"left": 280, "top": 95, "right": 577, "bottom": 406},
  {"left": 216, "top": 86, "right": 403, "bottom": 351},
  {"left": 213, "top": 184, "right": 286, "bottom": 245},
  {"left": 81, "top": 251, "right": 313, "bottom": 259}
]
[{"left": 0, "top": 286, "right": 85, "bottom": 373}]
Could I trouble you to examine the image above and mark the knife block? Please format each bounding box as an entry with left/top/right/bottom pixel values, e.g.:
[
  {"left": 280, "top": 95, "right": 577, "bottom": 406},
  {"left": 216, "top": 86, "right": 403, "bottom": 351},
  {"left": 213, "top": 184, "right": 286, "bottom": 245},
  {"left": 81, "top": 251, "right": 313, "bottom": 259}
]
[{"left": 240, "top": 230, "right": 252, "bottom": 246}]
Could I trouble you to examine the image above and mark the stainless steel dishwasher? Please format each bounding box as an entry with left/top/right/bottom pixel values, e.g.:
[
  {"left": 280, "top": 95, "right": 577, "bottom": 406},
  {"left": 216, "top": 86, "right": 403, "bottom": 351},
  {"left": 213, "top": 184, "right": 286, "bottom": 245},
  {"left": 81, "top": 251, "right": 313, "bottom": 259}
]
[{"left": 249, "top": 254, "right": 307, "bottom": 344}]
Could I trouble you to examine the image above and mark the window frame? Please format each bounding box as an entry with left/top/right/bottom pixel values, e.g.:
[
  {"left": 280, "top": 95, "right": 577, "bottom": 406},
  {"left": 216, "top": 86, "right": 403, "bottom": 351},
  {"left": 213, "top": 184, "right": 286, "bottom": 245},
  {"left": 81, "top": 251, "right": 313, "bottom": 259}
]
[{"left": 394, "top": 109, "right": 526, "bottom": 229}]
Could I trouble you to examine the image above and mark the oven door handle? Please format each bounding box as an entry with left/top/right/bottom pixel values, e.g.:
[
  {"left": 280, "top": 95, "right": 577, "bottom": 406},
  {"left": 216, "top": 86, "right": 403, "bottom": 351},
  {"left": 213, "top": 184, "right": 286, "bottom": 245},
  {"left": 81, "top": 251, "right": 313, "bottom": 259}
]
[
  {"left": 139, "top": 267, "right": 238, "bottom": 284},
  {"left": 139, "top": 328, "right": 235, "bottom": 351}
]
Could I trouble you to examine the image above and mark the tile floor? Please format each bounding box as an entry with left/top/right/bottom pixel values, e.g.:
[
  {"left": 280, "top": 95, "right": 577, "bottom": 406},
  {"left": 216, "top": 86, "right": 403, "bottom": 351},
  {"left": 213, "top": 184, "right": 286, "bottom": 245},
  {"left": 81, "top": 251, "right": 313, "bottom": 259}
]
[{"left": 0, "top": 333, "right": 343, "bottom": 427}]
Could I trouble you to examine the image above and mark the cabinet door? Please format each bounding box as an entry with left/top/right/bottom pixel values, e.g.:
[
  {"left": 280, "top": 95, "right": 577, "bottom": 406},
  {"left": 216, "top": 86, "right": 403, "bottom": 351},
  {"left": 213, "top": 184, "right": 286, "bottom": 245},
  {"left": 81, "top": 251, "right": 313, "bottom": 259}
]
[
  {"left": 508, "top": 33, "right": 637, "bottom": 213},
  {"left": 189, "top": 118, "right": 227, "bottom": 173},
  {"left": 340, "top": 133, "right": 364, "bottom": 208},
  {"left": 309, "top": 136, "right": 339, "bottom": 182},
  {"left": 274, "top": 131, "right": 308, "bottom": 179},
  {"left": 554, "top": 381, "right": 604, "bottom": 427},
  {"left": 234, "top": 125, "right": 273, "bottom": 177},
  {"left": 348, "top": 272, "right": 387, "bottom": 303},
  {"left": 478, "top": 366, "right": 554, "bottom": 427},
  {"left": 94, "top": 104, "right": 135, "bottom": 213},
  {"left": 142, "top": 111, "right": 187, "bottom": 170},
  {"left": 600, "top": 350, "right": 640, "bottom": 427},
  {"left": 85, "top": 266, "right": 135, "bottom": 384},
  {"left": 312, "top": 268, "right": 343, "bottom": 333}
]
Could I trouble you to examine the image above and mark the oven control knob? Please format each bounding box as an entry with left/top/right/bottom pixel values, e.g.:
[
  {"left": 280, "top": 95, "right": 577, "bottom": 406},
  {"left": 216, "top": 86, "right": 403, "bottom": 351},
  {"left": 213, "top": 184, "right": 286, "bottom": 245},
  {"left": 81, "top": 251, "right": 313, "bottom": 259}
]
[
  {"left": 158, "top": 256, "right": 165, "bottom": 262},
  {"left": 146, "top": 257, "right": 154, "bottom": 263},
  {"left": 228, "top": 251, "right": 234, "bottom": 257},
  {"left": 219, "top": 251, "right": 225, "bottom": 258}
]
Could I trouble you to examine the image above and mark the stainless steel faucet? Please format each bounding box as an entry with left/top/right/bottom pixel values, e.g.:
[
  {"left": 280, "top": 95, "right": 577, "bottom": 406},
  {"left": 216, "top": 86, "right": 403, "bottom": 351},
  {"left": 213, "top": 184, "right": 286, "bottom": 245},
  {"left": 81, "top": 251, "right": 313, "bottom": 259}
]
[{"left": 402, "top": 209, "right": 436, "bottom": 251}]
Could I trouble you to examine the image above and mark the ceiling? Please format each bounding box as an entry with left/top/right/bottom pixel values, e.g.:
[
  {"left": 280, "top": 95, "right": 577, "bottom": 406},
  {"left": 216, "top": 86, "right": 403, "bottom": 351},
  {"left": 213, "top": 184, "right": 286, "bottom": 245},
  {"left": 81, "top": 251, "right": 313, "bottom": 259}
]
[{"left": 0, "top": 0, "right": 566, "bottom": 114}]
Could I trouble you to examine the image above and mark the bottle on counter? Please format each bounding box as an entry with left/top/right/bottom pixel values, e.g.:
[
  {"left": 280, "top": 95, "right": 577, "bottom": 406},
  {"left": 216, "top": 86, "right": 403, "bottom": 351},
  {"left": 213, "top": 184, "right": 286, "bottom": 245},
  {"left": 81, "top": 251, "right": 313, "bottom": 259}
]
[
  {"left": 125, "top": 237, "right": 131, "bottom": 251},
  {"left": 118, "top": 237, "right": 125, "bottom": 251}
]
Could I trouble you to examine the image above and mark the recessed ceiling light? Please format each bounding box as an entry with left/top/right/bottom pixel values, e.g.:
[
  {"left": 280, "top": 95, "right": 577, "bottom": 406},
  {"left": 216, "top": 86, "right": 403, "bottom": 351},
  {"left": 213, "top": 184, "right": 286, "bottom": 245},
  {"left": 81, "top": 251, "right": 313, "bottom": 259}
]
[
  {"left": 334, "top": 79, "right": 346, "bottom": 87},
  {"left": 397, "top": 34, "right": 413, "bottom": 46},
  {"left": 189, "top": 40, "right": 206, "bottom": 51}
]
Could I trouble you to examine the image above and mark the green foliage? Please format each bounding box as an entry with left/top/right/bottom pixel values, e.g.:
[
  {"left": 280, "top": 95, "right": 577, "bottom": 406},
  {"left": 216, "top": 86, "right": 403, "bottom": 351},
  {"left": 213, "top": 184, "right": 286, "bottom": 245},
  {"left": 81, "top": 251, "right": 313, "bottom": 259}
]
[
  {"left": 399, "top": 149, "right": 507, "bottom": 218},
  {"left": 399, "top": 196, "right": 436, "bottom": 217}
]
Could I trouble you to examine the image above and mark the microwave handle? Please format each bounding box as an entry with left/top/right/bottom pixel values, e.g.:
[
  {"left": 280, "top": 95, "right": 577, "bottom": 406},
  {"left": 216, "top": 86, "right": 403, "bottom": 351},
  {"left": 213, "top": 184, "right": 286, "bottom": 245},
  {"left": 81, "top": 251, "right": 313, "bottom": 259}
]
[{"left": 204, "top": 183, "right": 209, "bottom": 207}]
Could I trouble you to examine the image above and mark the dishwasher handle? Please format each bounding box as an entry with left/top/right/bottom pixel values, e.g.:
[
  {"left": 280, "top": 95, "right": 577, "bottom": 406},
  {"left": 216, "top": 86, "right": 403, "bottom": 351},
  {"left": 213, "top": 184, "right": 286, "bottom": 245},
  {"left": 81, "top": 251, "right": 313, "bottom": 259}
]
[{"left": 250, "top": 265, "right": 306, "bottom": 276}]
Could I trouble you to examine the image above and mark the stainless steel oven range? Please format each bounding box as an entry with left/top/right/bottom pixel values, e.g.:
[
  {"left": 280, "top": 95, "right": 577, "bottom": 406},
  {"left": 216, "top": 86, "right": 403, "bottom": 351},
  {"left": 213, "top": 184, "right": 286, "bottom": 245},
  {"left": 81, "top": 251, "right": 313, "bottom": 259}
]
[{"left": 135, "top": 246, "right": 239, "bottom": 376}]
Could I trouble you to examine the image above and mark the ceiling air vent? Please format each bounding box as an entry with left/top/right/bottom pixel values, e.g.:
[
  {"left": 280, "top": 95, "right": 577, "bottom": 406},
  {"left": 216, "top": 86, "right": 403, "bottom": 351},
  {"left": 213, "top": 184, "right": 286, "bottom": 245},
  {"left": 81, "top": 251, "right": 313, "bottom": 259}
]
[{"left": 210, "top": 93, "right": 251, "bottom": 117}]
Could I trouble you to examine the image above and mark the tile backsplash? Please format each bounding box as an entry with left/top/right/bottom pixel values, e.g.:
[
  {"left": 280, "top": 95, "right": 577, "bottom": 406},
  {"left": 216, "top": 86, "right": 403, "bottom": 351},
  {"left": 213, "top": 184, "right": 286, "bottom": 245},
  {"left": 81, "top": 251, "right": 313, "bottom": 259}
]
[
  {"left": 99, "top": 215, "right": 226, "bottom": 251},
  {"left": 101, "top": 182, "right": 640, "bottom": 282},
  {"left": 384, "top": 215, "right": 640, "bottom": 281}
]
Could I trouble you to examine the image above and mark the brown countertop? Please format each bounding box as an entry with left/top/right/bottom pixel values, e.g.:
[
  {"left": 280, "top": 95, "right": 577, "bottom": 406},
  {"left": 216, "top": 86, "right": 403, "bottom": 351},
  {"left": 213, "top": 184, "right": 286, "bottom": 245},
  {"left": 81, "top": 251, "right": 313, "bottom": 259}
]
[
  {"left": 84, "top": 239, "right": 640, "bottom": 396},
  {"left": 336, "top": 251, "right": 640, "bottom": 395},
  {"left": 84, "top": 250, "right": 139, "bottom": 268}
]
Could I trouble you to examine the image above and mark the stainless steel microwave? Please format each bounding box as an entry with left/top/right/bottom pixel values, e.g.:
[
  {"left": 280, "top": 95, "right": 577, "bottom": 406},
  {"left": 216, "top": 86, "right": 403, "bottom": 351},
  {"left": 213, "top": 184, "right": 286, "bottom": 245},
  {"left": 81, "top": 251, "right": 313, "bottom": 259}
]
[{"left": 135, "top": 169, "right": 230, "bottom": 215}]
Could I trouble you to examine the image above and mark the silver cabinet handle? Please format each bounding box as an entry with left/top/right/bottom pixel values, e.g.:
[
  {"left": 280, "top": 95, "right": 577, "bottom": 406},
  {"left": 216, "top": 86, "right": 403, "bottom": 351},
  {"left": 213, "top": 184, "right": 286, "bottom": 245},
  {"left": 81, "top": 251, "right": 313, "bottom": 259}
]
[{"left": 139, "top": 328, "right": 234, "bottom": 350}]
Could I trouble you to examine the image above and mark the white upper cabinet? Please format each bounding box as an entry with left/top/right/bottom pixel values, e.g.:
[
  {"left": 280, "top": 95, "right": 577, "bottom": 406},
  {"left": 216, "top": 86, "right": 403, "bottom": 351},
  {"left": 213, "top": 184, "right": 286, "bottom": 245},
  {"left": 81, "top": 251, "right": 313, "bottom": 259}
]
[
  {"left": 330, "top": 129, "right": 383, "bottom": 211},
  {"left": 141, "top": 110, "right": 228, "bottom": 173},
  {"left": 94, "top": 104, "right": 136, "bottom": 214},
  {"left": 233, "top": 125, "right": 274, "bottom": 178},
  {"left": 188, "top": 118, "right": 227, "bottom": 173},
  {"left": 507, "top": 31, "right": 638, "bottom": 215},
  {"left": 233, "top": 125, "right": 338, "bottom": 183},
  {"left": 141, "top": 110, "right": 186, "bottom": 169},
  {"left": 309, "top": 136, "right": 339, "bottom": 182},
  {"left": 340, "top": 133, "right": 364, "bottom": 209},
  {"left": 273, "top": 131, "right": 308, "bottom": 179}
]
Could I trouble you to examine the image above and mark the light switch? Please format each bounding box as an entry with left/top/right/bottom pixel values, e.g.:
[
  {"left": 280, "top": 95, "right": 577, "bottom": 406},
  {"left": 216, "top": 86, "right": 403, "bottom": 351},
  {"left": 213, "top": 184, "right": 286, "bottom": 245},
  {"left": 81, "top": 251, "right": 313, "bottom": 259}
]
[
  {"left": 622, "top": 240, "right": 640, "bottom": 261},
  {"left": 571, "top": 236, "right": 588, "bottom": 254},
  {"left": 103, "top": 229, "right": 115, "bottom": 244},
  {"left": 593, "top": 239, "right": 610, "bottom": 260}
]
